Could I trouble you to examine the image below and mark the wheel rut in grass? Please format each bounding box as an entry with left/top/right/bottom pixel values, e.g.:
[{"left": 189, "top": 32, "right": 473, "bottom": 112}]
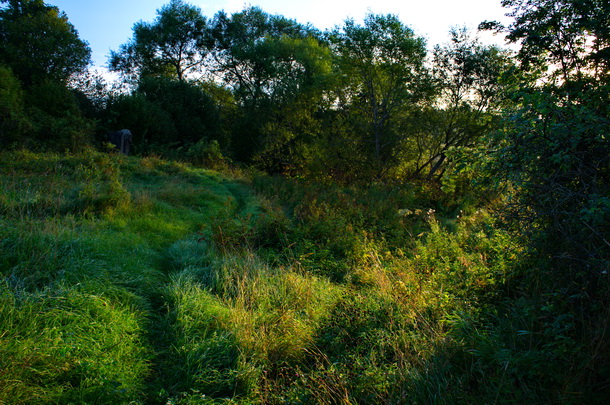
[{"left": 136, "top": 175, "right": 259, "bottom": 403}]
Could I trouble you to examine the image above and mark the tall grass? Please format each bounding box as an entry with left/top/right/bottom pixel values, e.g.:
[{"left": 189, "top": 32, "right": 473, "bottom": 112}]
[
  {"left": 159, "top": 241, "right": 343, "bottom": 403},
  {"left": 2, "top": 150, "right": 606, "bottom": 403},
  {"left": 0, "top": 281, "right": 150, "bottom": 404},
  {"left": 0, "top": 150, "right": 245, "bottom": 403}
]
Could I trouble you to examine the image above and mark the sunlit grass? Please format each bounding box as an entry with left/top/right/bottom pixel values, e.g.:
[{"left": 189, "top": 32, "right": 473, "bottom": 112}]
[
  {"left": 0, "top": 150, "right": 245, "bottom": 403},
  {"left": 159, "top": 245, "right": 343, "bottom": 402},
  {"left": 1, "top": 149, "right": 598, "bottom": 404},
  {"left": 0, "top": 281, "right": 150, "bottom": 404}
]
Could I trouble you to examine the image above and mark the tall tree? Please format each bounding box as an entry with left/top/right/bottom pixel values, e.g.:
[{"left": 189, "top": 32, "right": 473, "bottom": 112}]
[
  {"left": 0, "top": 0, "right": 93, "bottom": 150},
  {"left": 329, "top": 13, "right": 429, "bottom": 178},
  {"left": 482, "top": 0, "right": 610, "bottom": 272},
  {"left": 109, "top": 0, "right": 210, "bottom": 82},
  {"left": 483, "top": 0, "right": 610, "bottom": 82},
  {"left": 210, "top": 7, "right": 329, "bottom": 164},
  {"left": 210, "top": 7, "right": 316, "bottom": 104},
  {"left": 0, "top": 0, "right": 91, "bottom": 85},
  {"left": 0, "top": 65, "right": 31, "bottom": 146},
  {"left": 411, "top": 28, "right": 510, "bottom": 180}
]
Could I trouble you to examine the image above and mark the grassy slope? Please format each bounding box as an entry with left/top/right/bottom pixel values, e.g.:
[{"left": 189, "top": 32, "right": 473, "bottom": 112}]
[
  {"left": 1, "top": 150, "right": 603, "bottom": 404},
  {"left": 0, "top": 150, "right": 251, "bottom": 403}
]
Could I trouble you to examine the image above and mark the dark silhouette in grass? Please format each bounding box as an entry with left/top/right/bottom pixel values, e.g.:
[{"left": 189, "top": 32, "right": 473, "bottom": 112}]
[{"left": 107, "top": 129, "right": 132, "bottom": 154}]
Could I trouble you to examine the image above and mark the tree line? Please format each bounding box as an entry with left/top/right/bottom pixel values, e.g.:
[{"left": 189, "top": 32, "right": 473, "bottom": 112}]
[{"left": 0, "top": 0, "right": 512, "bottom": 183}]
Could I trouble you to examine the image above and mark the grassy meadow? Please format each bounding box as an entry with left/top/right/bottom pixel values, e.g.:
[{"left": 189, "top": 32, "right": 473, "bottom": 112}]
[{"left": 0, "top": 150, "right": 606, "bottom": 404}]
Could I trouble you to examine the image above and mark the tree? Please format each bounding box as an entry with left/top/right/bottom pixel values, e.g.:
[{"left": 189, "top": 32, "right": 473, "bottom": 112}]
[
  {"left": 109, "top": 0, "right": 210, "bottom": 82},
  {"left": 210, "top": 6, "right": 316, "bottom": 102},
  {"left": 0, "top": 65, "right": 31, "bottom": 147},
  {"left": 0, "top": 0, "right": 91, "bottom": 85},
  {"left": 328, "top": 13, "right": 430, "bottom": 179},
  {"left": 243, "top": 35, "right": 332, "bottom": 172},
  {"left": 103, "top": 77, "right": 220, "bottom": 154},
  {"left": 0, "top": 0, "right": 93, "bottom": 150},
  {"left": 410, "top": 28, "right": 510, "bottom": 180},
  {"left": 26, "top": 78, "right": 95, "bottom": 150},
  {"left": 210, "top": 7, "right": 329, "bottom": 164},
  {"left": 482, "top": 0, "right": 610, "bottom": 273},
  {"left": 137, "top": 76, "right": 220, "bottom": 146},
  {"left": 482, "top": 0, "right": 609, "bottom": 82}
]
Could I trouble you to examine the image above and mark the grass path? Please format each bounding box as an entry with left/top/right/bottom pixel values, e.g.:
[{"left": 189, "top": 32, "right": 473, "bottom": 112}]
[
  {"left": 130, "top": 174, "right": 259, "bottom": 403},
  {"left": 0, "top": 151, "right": 261, "bottom": 403}
]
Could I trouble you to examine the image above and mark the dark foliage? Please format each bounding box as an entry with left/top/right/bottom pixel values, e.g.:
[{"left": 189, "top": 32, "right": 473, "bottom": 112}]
[
  {"left": 102, "top": 77, "right": 221, "bottom": 155},
  {"left": 0, "top": 0, "right": 91, "bottom": 85}
]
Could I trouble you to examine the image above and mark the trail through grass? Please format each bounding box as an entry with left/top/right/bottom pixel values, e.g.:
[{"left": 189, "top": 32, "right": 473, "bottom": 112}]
[
  {"left": 0, "top": 151, "right": 258, "bottom": 403},
  {"left": 3, "top": 150, "right": 604, "bottom": 404}
]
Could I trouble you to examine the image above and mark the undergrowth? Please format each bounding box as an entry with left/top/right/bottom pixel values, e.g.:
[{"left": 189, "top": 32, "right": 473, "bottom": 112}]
[{"left": 1, "top": 150, "right": 607, "bottom": 404}]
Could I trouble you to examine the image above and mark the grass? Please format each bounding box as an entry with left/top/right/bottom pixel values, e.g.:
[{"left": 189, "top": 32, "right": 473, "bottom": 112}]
[
  {"left": 0, "top": 149, "right": 241, "bottom": 404},
  {"left": 0, "top": 281, "right": 149, "bottom": 404},
  {"left": 1, "top": 149, "right": 607, "bottom": 404}
]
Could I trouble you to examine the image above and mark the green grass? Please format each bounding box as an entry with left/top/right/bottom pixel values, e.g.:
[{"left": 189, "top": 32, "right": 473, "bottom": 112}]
[
  {"left": 0, "top": 150, "right": 243, "bottom": 403},
  {"left": 1, "top": 150, "right": 607, "bottom": 404},
  {"left": 0, "top": 281, "right": 149, "bottom": 404}
]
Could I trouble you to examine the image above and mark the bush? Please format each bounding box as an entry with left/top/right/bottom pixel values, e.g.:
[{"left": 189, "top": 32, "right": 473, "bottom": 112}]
[
  {"left": 187, "top": 139, "right": 230, "bottom": 170},
  {"left": 74, "top": 148, "right": 131, "bottom": 215}
]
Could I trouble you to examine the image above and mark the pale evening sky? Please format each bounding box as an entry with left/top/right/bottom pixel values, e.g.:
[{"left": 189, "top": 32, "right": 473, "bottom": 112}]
[{"left": 44, "top": 0, "right": 514, "bottom": 68}]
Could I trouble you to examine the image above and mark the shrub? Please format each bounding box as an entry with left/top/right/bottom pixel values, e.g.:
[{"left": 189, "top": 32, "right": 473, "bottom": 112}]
[
  {"left": 187, "top": 139, "right": 229, "bottom": 170},
  {"left": 75, "top": 149, "right": 131, "bottom": 215}
]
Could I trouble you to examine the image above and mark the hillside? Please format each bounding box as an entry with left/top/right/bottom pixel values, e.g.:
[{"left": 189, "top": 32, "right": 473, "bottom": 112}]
[{"left": 3, "top": 150, "right": 606, "bottom": 404}]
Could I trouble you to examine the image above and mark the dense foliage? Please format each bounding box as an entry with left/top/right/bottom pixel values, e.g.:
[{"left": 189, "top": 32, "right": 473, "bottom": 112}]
[
  {"left": 0, "top": 0, "right": 93, "bottom": 150},
  {"left": 1, "top": 0, "right": 609, "bottom": 403},
  {"left": 483, "top": 0, "right": 610, "bottom": 274}
]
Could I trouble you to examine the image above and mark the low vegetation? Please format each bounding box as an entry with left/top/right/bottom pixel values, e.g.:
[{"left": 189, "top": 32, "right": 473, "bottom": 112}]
[{"left": 1, "top": 149, "right": 607, "bottom": 403}]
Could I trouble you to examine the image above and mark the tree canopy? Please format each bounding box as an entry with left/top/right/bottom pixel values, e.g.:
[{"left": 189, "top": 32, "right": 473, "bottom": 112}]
[
  {"left": 0, "top": 0, "right": 91, "bottom": 85},
  {"left": 481, "top": 0, "right": 610, "bottom": 273},
  {"left": 328, "top": 14, "right": 429, "bottom": 178},
  {"left": 109, "top": 0, "right": 209, "bottom": 82}
]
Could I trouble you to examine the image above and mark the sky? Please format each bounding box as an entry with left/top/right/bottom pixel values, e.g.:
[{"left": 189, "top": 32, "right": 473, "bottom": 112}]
[{"left": 44, "top": 0, "right": 514, "bottom": 68}]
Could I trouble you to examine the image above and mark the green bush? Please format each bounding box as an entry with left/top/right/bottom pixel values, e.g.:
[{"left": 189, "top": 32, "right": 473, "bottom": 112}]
[
  {"left": 187, "top": 139, "right": 229, "bottom": 170},
  {"left": 74, "top": 149, "right": 131, "bottom": 215}
]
